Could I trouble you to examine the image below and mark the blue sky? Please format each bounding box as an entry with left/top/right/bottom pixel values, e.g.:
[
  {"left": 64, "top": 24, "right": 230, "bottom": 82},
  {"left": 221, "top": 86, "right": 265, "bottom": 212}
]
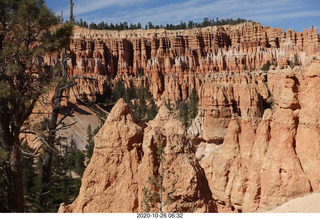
[{"left": 45, "top": 0, "right": 320, "bottom": 32}]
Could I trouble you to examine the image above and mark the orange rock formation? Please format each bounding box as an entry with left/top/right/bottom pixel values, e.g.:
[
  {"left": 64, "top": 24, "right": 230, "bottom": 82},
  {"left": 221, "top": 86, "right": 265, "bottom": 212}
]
[
  {"left": 194, "top": 63, "right": 320, "bottom": 212},
  {"left": 58, "top": 99, "right": 216, "bottom": 213},
  {"left": 59, "top": 22, "right": 319, "bottom": 104},
  {"left": 56, "top": 22, "right": 320, "bottom": 213}
]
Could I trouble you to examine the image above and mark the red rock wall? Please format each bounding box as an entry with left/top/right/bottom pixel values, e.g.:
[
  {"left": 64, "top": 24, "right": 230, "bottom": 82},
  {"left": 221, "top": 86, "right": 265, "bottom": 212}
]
[
  {"left": 67, "top": 22, "right": 319, "bottom": 79},
  {"left": 195, "top": 63, "right": 320, "bottom": 212},
  {"left": 60, "top": 22, "right": 320, "bottom": 104}
]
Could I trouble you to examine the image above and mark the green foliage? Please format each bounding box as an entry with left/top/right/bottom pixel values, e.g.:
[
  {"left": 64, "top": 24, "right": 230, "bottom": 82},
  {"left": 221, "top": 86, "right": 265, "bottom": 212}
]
[
  {"left": 291, "top": 54, "right": 300, "bottom": 67},
  {"left": 66, "top": 147, "right": 86, "bottom": 177},
  {"left": 0, "top": 0, "right": 73, "bottom": 212},
  {"left": 189, "top": 88, "right": 199, "bottom": 120},
  {"left": 138, "top": 93, "right": 147, "bottom": 120},
  {"left": 47, "top": 145, "right": 83, "bottom": 212},
  {"left": 114, "top": 80, "right": 126, "bottom": 101},
  {"left": 81, "top": 92, "right": 89, "bottom": 103},
  {"left": 22, "top": 145, "right": 41, "bottom": 212},
  {"left": 179, "top": 102, "right": 189, "bottom": 127},
  {"left": 175, "top": 88, "right": 199, "bottom": 128},
  {"left": 142, "top": 144, "right": 175, "bottom": 213},
  {"left": 97, "top": 81, "right": 158, "bottom": 122},
  {"left": 133, "top": 87, "right": 157, "bottom": 122},
  {"left": 139, "top": 68, "right": 145, "bottom": 76},
  {"left": 165, "top": 99, "right": 174, "bottom": 112},
  {"left": 261, "top": 60, "right": 271, "bottom": 71},
  {"left": 85, "top": 125, "right": 100, "bottom": 165},
  {"left": 147, "top": 99, "right": 158, "bottom": 121},
  {"left": 21, "top": 142, "right": 87, "bottom": 212},
  {"left": 76, "top": 17, "right": 249, "bottom": 30},
  {"left": 244, "top": 64, "right": 248, "bottom": 71}
]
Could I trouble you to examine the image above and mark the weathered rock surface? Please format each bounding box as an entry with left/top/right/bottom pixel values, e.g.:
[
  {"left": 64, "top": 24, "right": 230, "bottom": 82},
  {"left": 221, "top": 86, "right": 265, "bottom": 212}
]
[
  {"left": 58, "top": 99, "right": 216, "bottom": 213},
  {"left": 48, "top": 22, "right": 320, "bottom": 104},
  {"left": 198, "top": 63, "right": 320, "bottom": 212},
  {"left": 55, "top": 22, "right": 320, "bottom": 213}
]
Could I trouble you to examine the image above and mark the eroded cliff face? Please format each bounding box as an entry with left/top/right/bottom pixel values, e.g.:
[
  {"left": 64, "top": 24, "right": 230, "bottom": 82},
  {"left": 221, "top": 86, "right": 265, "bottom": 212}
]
[
  {"left": 58, "top": 99, "right": 216, "bottom": 213},
  {"left": 56, "top": 23, "right": 320, "bottom": 213},
  {"left": 194, "top": 63, "right": 320, "bottom": 212},
  {"left": 48, "top": 22, "right": 319, "bottom": 103},
  {"left": 66, "top": 22, "right": 319, "bottom": 78}
]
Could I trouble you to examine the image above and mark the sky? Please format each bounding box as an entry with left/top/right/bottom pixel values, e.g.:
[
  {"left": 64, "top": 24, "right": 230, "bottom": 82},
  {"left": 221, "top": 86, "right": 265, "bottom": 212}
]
[{"left": 45, "top": 0, "right": 320, "bottom": 32}]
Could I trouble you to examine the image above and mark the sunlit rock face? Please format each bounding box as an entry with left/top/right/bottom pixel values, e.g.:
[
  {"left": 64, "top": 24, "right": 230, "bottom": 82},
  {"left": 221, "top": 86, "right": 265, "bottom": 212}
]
[{"left": 56, "top": 22, "right": 320, "bottom": 213}]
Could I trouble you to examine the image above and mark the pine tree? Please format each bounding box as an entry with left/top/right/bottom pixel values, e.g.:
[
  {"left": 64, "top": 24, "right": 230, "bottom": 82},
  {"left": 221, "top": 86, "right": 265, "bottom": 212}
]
[
  {"left": 261, "top": 60, "right": 271, "bottom": 71},
  {"left": 0, "top": 0, "right": 72, "bottom": 212},
  {"left": 142, "top": 144, "right": 177, "bottom": 213},
  {"left": 113, "top": 80, "right": 126, "bottom": 102},
  {"left": 85, "top": 125, "right": 94, "bottom": 165},
  {"left": 179, "top": 102, "right": 189, "bottom": 127},
  {"left": 138, "top": 92, "right": 147, "bottom": 120},
  {"left": 189, "top": 88, "right": 199, "bottom": 120},
  {"left": 147, "top": 99, "right": 158, "bottom": 121}
]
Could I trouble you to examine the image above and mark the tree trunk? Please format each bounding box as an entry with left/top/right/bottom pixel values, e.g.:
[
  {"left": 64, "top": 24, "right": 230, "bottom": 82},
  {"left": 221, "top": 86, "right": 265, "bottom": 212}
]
[
  {"left": 2, "top": 137, "right": 24, "bottom": 212},
  {"left": 37, "top": 86, "right": 63, "bottom": 212},
  {"left": 38, "top": 49, "right": 67, "bottom": 212}
]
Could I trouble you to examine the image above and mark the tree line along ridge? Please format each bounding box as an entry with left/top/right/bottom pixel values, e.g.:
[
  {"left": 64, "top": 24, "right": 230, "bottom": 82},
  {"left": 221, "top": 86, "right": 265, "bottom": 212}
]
[{"left": 75, "top": 17, "right": 250, "bottom": 31}]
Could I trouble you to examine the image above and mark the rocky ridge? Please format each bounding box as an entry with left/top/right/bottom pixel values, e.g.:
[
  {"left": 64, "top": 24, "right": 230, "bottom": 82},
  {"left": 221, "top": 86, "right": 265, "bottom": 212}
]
[{"left": 59, "top": 99, "right": 216, "bottom": 213}]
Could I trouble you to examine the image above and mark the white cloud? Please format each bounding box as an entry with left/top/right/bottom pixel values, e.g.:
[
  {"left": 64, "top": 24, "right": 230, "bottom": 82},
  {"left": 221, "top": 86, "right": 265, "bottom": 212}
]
[{"left": 63, "top": 0, "right": 147, "bottom": 18}]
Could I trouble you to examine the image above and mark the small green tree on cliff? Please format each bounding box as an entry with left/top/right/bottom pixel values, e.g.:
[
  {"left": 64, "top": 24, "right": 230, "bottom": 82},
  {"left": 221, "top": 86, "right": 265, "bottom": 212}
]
[
  {"left": 189, "top": 88, "right": 199, "bottom": 120},
  {"left": 141, "top": 143, "right": 177, "bottom": 213}
]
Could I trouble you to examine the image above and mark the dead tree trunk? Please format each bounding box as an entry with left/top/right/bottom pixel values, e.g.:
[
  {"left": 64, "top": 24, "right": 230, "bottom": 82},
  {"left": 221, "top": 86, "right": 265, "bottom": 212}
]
[{"left": 38, "top": 49, "right": 68, "bottom": 212}]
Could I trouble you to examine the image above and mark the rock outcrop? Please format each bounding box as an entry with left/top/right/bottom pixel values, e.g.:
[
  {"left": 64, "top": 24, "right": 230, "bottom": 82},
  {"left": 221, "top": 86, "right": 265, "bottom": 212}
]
[
  {"left": 55, "top": 22, "right": 320, "bottom": 213},
  {"left": 48, "top": 22, "right": 320, "bottom": 103},
  {"left": 197, "top": 63, "right": 320, "bottom": 212},
  {"left": 58, "top": 99, "right": 216, "bottom": 213}
]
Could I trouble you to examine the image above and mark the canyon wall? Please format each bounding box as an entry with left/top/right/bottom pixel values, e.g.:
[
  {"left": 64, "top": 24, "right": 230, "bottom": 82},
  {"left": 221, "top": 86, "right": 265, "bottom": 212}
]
[
  {"left": 66, "top": 22, "right": 319, "bottom": 79},
  {"left": 53, "top": 21, "right": 320, "bottom": 104},
  {"left": 56, "top": 23, "right": 320, "bottom": 212},
  {"left": 191, "top": 62, "right": 320, "bottom": 212}
]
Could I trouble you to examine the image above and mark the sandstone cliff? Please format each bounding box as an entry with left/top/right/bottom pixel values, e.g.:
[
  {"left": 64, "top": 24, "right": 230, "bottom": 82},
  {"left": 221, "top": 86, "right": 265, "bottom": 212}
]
[
  {"left": 58, "top": 99, "right": 216, "bottom": 213},
  {"left": 56, "top": 21, "right": 320, "bottom": 106},
  {"left": 56, "top": 22, "right": 320, "bottom": 213},
  {"left": 194, "top": 63, "right": 320, "bottom": 212}
]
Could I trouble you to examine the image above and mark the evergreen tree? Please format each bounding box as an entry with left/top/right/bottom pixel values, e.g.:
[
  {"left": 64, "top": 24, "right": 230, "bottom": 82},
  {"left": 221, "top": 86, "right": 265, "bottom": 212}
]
[
  {"left": 138, "top": 92, "right": 147, "bottom": 120},
  {"left": 47, "top": 145, "right": 82, "bottom": 212},
  {"left": 189, "top": 88, "right": 199, "bottom": 120},
  {"left": 85, "top": 125, "right": 94, "bottom": 165},
  {"left": 179, "top": 102, "right": 189, "bottom": 127},
  {"left": 261, "top": 60, "right": 271, "bottom": 71},
  {"left": 113, "top": 80, "right": 126, "bottom": 102},
  {"left": 85, "top": 125, "right": 100, "bottom": 165},
  {"left": 147, "top": 99, "right": 158, "bottom": 121},
  {"left": 89, "top": 22, "right": 98, "bottom": 29},
  {"left": 21, "top": 144, "right": 40, "bottom": 212},
  {"left": 142, "top": 143, "right": 178, "bottom": 213},
  {"left": 127, "top": 85, "right": 137, "bottom": 100},
  {"left": 0, "top": 0, "right": 72, "bottom": 212},
  {"left": 165, "top": 99, "right": 173, "bottom": 112}
]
